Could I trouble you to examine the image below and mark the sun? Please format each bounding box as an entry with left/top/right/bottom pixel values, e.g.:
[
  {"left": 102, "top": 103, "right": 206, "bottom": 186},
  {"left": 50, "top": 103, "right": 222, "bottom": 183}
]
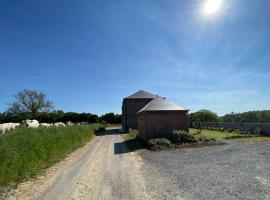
[{"left": 204, "top": 0, "right": 223, "bottom": 15}]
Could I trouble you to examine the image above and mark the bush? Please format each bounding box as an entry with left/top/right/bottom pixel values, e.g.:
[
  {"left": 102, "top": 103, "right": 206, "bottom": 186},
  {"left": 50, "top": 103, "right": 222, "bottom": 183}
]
[
  {"left": 148, "top": 138, "right": 171, "bottom": 146},
  {"left": 200, "top": 127, "right": 258, "bottom": 135},
  {"left": 172, "top": 130, "right": 199, "bottom": 143}
]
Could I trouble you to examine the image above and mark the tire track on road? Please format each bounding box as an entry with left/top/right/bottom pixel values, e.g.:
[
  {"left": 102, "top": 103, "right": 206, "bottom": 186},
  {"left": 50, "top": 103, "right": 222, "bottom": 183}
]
[{"left": 41, "top": 135, "right": 106, "bottom": 200}]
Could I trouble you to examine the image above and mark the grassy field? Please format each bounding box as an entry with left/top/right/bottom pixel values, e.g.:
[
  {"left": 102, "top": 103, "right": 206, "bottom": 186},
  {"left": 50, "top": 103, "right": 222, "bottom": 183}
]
[
  {"left": 236, "top": 136, "right": 270, "bottom": 142},
  {"left": 189, "top": 128, "right": 237, "bottom": 140},
  {"left": 105, "top": 123, "right": 122, "bottom": 128},
  {"left": 0, "top": 124, "right": 103, "bottom": 188},
  {"left": 189, "top": 128, "right": 270, "bottom": 142}
]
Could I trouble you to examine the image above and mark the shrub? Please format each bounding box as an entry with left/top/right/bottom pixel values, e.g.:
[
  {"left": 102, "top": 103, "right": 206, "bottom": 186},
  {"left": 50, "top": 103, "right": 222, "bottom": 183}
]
[
  {"left": 196, "top": 129, "right": 202, "bottom": 134},
  {"left": 200, "top": 126, "right": 259, "bottom": 136},
  {"left": 172, "top": 130, "right": 198, "bottom": 143},
  {"left": 148, "top": 138, "right": 171, "bottom": 146},
  {"left": 220, "top": 128, "right": 225, "bottom": 132}
]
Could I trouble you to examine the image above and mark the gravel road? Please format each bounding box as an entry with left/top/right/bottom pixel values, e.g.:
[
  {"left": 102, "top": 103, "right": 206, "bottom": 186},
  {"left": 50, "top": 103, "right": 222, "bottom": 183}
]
[
  {"left": 14, "top": 128, "right": 270, "bottom": 200},
  {"left": 140, "top": 140, "right": 270, "bottom": 200},
  {"left": 38, "top": 128, "right": 152, "bottom": 200}
]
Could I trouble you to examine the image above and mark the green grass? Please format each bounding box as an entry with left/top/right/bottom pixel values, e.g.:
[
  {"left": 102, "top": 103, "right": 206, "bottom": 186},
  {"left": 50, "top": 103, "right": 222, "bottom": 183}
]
[
  {"left": 189, "top": 128, "right": 238, "bottom": 140},
  {"left": 0, "top": 124, "right": 103, "bottom": 188},
  {"left": 236, "top": 136, "right": 270, "bottom": 142},
  {"left": 148, "top": 138, "right": 171, "bottom": 146},
  {"left": 121, "top": 129, "right": 145, "bottom": 152},
  {"left": 190, "top": 128, "right": 270, "bottom": 142},
  {"left": 105, "top": 123, "right": 122, "bottom": 128}
]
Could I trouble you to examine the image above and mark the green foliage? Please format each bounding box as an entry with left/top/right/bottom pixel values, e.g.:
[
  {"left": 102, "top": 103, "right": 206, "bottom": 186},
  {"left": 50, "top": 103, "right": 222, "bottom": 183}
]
[
  {"left": 190, "top": 109, "right": 218, "bottom": 123},
  {"left": 0, "top": 124, "right": 103, "bottom": 188},
  {"left": 126, "top": 129, "right": 139, "bottom": 139},
  {"left": 220, "top": 110, "right": 270, "bottom": 123},
  {"left": 190, "top": 128, "right": 234, "bottom": 140},
  {"left": 7, "top": 89, "right": 53, "bottom": 118},
  {"left": 0, "top": 111, "right": 121, "bottom": 124},
  {"left": 191, "top": 110, "right": 270, "bottom": 123},
  {"left": 100, "top": 112, "right": 122, "bottom": 124},
  {"left": 196, "top": 129, "right": 202, "bottom": 134},
  {"left": 2, "top": 89, "right": 121, "bottom": 125},
  {"left": 201, "top": 127, "right": 257, "bottom": 135},
  {"left": 122, "top": 129, "right": 145, "bottom": 152},
  {"left": 172, "top": 130, "right": 199, "bottom": 143},
  {"left": 148, "top": 138, "right": 171, "bottom": 146}
]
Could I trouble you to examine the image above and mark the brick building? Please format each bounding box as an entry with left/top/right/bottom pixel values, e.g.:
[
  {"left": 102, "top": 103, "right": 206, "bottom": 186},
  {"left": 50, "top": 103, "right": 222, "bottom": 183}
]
[
  {"left": 137, "top": 97, "right": 189, "bottom": 140},
  {"left": 122, "top": 90, "right": 190, "bottom": 140},
  {"left": 122, "top": 90, "right": 158, "bottom": 130}
]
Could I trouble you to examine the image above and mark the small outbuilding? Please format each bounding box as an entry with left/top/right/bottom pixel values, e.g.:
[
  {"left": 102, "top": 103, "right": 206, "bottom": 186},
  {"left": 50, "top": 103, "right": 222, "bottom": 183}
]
[
  {"left": 137, "top": 97, "right": 190, "bottom": 140},
  {"left": 122, "top": 90, "right": 158, "bottom": 130}
]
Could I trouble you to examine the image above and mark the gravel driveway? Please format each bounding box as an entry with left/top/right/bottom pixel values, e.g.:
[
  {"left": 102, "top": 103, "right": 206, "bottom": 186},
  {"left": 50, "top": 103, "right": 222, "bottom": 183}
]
[
  {"left": 15, "top": 128, "right": 151, "bottom": 200},
  {"left": 140, "top": 140, "right": 270, "bottom": 200}
]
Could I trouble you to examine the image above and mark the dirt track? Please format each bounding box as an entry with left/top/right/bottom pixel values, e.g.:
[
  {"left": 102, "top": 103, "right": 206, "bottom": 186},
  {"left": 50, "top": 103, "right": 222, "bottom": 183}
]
[{"left": 14, "top": 128, "right": 163, "bottom": 200}]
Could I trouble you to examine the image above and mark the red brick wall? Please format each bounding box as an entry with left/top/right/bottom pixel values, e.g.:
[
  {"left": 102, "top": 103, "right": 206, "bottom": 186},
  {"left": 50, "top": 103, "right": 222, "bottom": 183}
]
[
  {"left": 138, "top": 112, "right": 147, "bottom": 139},
  {"left": 138, "top": 111, "right": 190, "bottom": 140},
  {"left": 122, "top": 98, "right": 153, "bottom": 129}
]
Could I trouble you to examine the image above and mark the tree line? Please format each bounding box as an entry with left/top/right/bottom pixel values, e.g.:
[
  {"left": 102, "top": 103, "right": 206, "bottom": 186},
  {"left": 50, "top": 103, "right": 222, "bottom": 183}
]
[
  {"left": 1, "top": 89, "right": 121, "bottom": 124},
  {"left": 0, "top": 111, "right": 122, "bottom": 124},
  {"left": 190, "top": 109, "right": 270, "bottom": 123},
  {"left": 2, "top": 89, "right": 269, "bottom": 124}
]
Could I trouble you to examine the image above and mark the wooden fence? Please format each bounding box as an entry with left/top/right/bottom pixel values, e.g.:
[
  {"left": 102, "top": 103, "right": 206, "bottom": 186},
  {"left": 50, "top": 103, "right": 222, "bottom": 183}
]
[{"left": 192, "top": 122, "right": 270, "bottom": 135}]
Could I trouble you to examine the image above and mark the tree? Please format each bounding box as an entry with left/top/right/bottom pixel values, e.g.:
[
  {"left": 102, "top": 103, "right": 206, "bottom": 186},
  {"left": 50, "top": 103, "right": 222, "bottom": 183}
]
[
  {"left": 190, "top": 109, "right": 218, "bottom": 122},
  {"left": 220, "top": 110, "right": 270, "bottom": 123},
  {"left": 100, "top": 112, "right": 122, "bottom": 124},
  {"left": 8, "top": 89, "right": 54, "bottom": 118}
]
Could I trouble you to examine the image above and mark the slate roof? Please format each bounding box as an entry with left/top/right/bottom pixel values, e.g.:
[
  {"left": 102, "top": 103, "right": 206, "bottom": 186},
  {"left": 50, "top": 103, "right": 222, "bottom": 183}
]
[
  {"left": 138, "top": 97, "right": 188, "bottom": 113},
  {"left": 124, "top": 90, "right": 159, "bottom": 99}
]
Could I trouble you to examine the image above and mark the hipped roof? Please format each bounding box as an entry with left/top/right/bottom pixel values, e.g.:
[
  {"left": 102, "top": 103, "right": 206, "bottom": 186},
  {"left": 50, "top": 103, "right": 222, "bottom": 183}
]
[
  {"left": 124, "top": 90, "right": 159, "bottom": 99},
  {"left": 138, "top": 97, "right": 188, "bottom": 113}
]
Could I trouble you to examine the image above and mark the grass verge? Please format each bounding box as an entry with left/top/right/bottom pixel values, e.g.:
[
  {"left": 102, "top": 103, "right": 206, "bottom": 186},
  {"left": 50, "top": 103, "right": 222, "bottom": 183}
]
[
  {"left": 121, "top": 129, "right": 145, "bottom": 152},
  {"left": 236, "top": 136, "right": 270, "bottom": 142},
  {"left": 190, "top": 128, "right": 238, "bottom": 140},
  {"left": 0, "top": 124, "right": 103, "bottom": 188},
  {"left": 190, "top": 128, "right": 270, "bottom": 142},
  {"left": 121, "top": 129, "right": 222, "bottom": 151},
  {"left": 104, "top": 123, "right": 122, "bottom": 128}
]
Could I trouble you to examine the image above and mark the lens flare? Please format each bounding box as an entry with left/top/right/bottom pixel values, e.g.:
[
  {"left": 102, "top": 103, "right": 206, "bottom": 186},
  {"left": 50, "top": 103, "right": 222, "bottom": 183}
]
[{"left": 204, "top": 0, "right": 222, "bottom": 15}]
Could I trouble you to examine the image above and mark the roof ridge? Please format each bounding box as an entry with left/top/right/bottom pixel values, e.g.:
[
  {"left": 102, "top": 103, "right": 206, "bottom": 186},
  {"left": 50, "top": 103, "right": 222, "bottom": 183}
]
[
  {"left": 124, "top": 90, "right": 158, "bottom": 99},
  {"left": 138, "top": 97, "right": 188, "bottom": 113}
]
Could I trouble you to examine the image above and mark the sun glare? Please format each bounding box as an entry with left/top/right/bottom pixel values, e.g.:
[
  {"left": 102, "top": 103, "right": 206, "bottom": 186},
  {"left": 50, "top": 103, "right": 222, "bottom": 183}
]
[{"left": 204, "top": 0, "right": 223, "bottom": 15}]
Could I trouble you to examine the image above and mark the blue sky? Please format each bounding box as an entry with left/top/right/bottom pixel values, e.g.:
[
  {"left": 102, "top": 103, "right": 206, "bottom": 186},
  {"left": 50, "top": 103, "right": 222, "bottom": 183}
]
[{"left": 0, "top": 0, "right": 269, "bottom": 116}]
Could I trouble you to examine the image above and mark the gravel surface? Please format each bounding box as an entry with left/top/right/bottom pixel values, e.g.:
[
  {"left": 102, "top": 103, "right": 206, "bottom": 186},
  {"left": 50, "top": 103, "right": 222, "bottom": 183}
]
[{"left": 140, "top": 140, "right": 270, "bottom": 200}]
